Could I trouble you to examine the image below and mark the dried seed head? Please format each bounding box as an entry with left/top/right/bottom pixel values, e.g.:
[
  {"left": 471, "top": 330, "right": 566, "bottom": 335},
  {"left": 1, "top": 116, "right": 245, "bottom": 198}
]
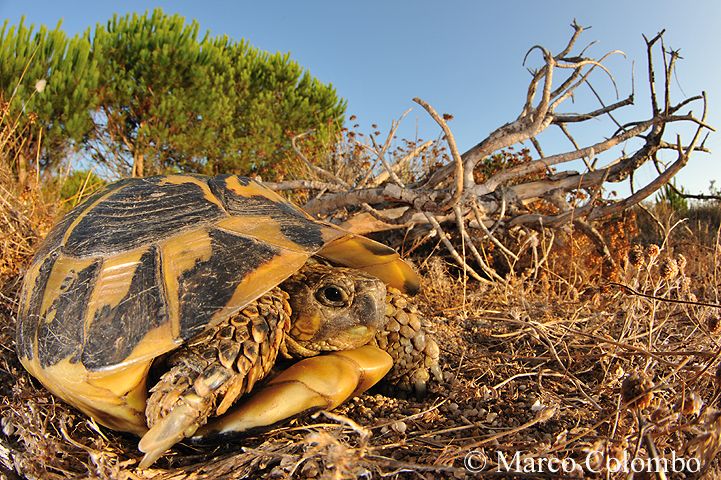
[
  {"left": 621, "top": 372, "right": 653, "bottom": 410},
  {"left": 628, "top": 245, "right": 646, "bottom": 267},
  {"left": 715, "top": 363, "right": 721, "bottom": 388},
  {"left": 659, "top": 258, "right": 679, "bottom": 280},
  {"left": 646, "top": 244, "right": 660, "bottom": 260},
  {"left": 676, "top": 391, "right": 704, "bottom": 416},
  {"left": 676, "top": 253, "right": 687, "bottom": 273}
]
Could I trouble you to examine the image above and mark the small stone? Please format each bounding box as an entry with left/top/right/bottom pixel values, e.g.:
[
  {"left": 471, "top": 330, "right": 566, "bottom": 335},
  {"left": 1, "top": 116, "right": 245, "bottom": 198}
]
[
  {"left": 412, "top": 331, "right": 426, "bottom": 351},
  {"left": 425, "top": 339, "right": 440, "bottom": 359},
  {"left": 408, "top": 313, "right": 421, "bottom": 331},
  {"left": 391, "top": 421, "right": 407, "bottom": 434}
]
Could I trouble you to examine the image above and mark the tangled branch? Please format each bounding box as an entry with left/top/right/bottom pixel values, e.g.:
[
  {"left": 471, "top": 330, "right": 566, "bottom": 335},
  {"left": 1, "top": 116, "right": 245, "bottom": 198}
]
[{"left": 280, "top": 24, "right": 713, "bottom": 282}]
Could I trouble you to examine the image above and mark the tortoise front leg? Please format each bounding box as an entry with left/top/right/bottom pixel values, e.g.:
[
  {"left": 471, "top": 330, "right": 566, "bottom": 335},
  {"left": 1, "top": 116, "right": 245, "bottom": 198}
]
[
  {"left": 195, "top": 345, "right": 392, "bottom": 436},
  {"left": 138, "top": 290, "right": 290, "bottom": 468},
  {"left": 375, "top": 287, "right": 443, "bottom": 397}
]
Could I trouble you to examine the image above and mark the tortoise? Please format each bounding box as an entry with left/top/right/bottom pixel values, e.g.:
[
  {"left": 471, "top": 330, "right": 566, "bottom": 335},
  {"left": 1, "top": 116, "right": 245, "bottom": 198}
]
[{"left": 15, "top": 174, "right": 441, "bottom": 468}]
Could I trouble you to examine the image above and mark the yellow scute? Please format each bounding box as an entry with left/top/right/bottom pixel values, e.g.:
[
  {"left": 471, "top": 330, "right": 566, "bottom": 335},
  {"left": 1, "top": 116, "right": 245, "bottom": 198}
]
[
  {"left": 215, "top": 216, "right": 315, "bottom": 253},
  {"left": 21, "top": 356, "right": 149, "bottom": 435},
  {"left": 158, "top": 228, "right": 213, "bottom": 338},
  {"left": 84, "top": 247, "right": 146, "bottom": 329},
  {"left": 224, "top": 176, "right": 310, "bottom": 217},
  {"left": 40, "top": 256, "right": 96, "bottom": 316},
  {"left": 210, "top": 249, "right": 309, "bottom": 326}
]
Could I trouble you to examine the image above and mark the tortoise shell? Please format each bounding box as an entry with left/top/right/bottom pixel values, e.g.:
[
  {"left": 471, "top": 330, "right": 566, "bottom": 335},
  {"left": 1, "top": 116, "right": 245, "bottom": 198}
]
[{"left": 16, "top": 174, "right": 419, "bottom": 434}]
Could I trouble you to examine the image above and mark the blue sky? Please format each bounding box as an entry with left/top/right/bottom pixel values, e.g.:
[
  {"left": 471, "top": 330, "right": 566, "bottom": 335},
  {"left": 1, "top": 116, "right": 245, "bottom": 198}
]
[{"left": 1, "top": 1, "right": 719, "bottom": 195}]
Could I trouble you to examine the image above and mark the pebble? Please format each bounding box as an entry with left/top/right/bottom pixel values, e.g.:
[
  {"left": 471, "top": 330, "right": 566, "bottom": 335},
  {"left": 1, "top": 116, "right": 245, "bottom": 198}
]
[
  {"left": 408, "top": 314, "right": 421, "bottom": 331},
  {"left": 396, "top": 311, "right": 410, "bottom": 326},
  {"left": 412, "top": 332, "right": 426, "bottom": 351},
  {"left": 387, "top": 319, "right": 401, "bottom": 332},
  {"left": 425, "top": 340, "right": 440, "bottom": 359},
  {"left": 391, "top": 421, "right": 407, "bottom": 434},
  {"left": 1, "top": 417, "right": 15, "bottom": 436}
]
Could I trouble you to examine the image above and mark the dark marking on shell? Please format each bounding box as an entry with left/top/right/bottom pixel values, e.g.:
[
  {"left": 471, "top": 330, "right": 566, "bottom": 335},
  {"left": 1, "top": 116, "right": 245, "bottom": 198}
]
[
  {"left": 37, "top": 259, "right": 102, "bottom": 368},
  {"left": 64, "top": 178, "right": 225, "bottom": 257},
  {"left": 404, "top": 278, "right": 420, "bottom": 296},
  {"left": 177, "top": 229, "right": 280, "bottom": 340},
  {"left": 208, "top": 177, "right": 324, "bottom": 250},
  {"left": 16, "top": 252, "right": 59, "bottom": 360},
  {"left": 360, "top": 239, "right": 396, "bottom": 256},
  {"left": 82, "top": 246, "right": 168, "bottom": 371},
  {"left": 33, "top": 180, "right": 132, "bottom": 261}
]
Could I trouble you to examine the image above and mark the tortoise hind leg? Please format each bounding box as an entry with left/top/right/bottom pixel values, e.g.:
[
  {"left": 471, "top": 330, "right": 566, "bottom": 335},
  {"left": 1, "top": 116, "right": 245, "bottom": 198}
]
[{"left": 138, "top": 289, "right": 290, "bottom": 469}]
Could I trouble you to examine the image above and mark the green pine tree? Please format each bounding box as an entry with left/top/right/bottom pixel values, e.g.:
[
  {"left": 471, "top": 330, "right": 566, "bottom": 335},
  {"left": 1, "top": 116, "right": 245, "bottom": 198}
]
[
  {"left": 0, "top": 18, "right": 98, "bottom": 184},
  {"left": 90, "top": 9, "right": 345, "bottom": 177}
]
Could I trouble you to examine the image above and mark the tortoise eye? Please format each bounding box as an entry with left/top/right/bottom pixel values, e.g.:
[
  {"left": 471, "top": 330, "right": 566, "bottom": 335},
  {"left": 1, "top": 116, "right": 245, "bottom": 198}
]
[{"left": 316, "top": 285, "right": 349, "bottom": 307}]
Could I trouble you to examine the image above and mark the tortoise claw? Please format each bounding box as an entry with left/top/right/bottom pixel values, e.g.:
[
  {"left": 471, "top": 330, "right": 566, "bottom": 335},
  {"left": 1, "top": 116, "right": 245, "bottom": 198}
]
[
  {"left": 138, "top": 401, "right": 200, "bottom": 469},
  {"left": 196, "top": 345, "right": 392, "bottom": 436}
]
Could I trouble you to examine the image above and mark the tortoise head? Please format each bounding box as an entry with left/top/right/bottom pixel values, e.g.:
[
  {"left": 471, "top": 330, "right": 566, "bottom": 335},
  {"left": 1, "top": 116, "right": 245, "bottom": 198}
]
[{"left": 280, "top": 263, "right": 386, "bottom": 357}]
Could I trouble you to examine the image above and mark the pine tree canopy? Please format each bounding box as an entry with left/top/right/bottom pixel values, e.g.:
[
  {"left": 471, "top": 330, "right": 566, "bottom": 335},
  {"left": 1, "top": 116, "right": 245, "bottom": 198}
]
[{"left": 0, "top": 9, "right": 346, "bottom": 179}]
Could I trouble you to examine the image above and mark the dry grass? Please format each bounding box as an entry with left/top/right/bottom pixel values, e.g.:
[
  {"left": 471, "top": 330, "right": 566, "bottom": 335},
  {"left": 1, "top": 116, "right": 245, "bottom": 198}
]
[{"left": 2, "top": 120, "right": 721, "bottom": 477}]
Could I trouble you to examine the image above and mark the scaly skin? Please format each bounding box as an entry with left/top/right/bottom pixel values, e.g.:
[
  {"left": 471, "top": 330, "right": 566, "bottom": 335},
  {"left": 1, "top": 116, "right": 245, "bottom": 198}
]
[{"left": 376, "top": 287, "right": 442, "bottom": 397}]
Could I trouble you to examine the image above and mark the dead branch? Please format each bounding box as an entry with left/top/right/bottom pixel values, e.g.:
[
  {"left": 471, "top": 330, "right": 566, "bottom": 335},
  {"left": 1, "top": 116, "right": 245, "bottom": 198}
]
[
  {"left": 279, "top": 26, "right": 712, "bottom": 283},
  {"left": 412, "top": 98, "right": 464, "bottom": 205}
]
